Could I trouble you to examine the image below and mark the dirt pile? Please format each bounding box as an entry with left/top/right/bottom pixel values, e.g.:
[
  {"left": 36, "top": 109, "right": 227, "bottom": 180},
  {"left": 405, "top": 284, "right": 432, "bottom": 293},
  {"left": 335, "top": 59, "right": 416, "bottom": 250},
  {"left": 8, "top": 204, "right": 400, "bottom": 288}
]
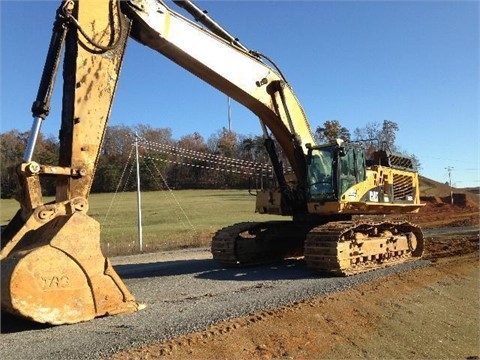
[
  {"left": 421, "top": 193, "right": 478, "bottom": 208},
  {"left": 396, "top": 194, "right": 479, "bottom": 230}
]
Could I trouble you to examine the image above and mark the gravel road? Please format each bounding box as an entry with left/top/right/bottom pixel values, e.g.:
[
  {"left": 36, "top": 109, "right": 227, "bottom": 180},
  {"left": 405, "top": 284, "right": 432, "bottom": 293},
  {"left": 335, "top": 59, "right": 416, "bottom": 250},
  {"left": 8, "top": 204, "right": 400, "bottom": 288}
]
[{"left": 0, "top": 245, "right": 431, "bottom": 360}]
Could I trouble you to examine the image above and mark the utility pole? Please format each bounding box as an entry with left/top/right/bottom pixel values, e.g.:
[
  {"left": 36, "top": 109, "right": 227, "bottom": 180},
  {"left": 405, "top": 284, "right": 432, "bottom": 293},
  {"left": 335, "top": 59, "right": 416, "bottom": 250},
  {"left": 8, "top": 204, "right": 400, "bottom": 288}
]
[
  {"left": 227, "top": 96, "right": 232, "bottom": 132},
  {"left": 135, "top": 133, "right": 143, "bottom": 252},
  {"left": 445, "top": 166, "right": 454, "bottom": 205}
]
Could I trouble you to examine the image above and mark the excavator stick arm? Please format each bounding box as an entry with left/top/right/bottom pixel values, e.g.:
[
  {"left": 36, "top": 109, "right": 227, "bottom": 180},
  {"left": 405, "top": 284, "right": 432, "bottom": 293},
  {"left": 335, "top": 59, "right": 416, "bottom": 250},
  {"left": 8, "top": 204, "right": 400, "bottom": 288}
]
[{"left": 1, "top": 0, "right": 140, "bottom": 325}]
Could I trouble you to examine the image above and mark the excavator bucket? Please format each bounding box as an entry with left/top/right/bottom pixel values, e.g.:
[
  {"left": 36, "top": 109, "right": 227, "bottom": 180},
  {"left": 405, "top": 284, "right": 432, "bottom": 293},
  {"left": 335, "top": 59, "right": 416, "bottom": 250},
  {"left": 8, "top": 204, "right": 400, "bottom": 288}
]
[{"left": 1, "top": 212, "right": 141, "bottom": 325}]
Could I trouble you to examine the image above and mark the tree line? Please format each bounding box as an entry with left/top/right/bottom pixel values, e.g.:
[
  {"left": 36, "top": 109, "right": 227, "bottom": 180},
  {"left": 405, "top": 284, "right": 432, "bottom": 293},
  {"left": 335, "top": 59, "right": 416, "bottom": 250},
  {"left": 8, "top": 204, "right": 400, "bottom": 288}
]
[{"left": 0, "top": 120, "right": 419, "bottom": 198}]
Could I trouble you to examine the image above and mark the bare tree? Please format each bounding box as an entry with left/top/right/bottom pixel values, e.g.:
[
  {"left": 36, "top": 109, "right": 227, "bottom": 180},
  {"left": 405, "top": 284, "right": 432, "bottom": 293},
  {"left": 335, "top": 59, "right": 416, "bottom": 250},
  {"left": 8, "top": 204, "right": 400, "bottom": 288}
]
[
  {"left": 378, "top": 120, "right": 399, "bottom": 151},
  {"left": 238, "top": 135, "right": 268, "bottom": 163},
  {"left": 208, "top": 127, "right": 238, "bottom": 158},
  {"left": 102, "top": 125, "right": 132, "bottom": 158},
  {"left": 315, "top": 120, "right": 351, "bottom": 143},
  {"left": 134, "top": 124, "right": 173, "bottom": 145},
  {"left": 354, "top": 120, "right": 400, "bottom": 152},
  {"left": 177, "top": 132, "right": 207, "bottom": 152}
]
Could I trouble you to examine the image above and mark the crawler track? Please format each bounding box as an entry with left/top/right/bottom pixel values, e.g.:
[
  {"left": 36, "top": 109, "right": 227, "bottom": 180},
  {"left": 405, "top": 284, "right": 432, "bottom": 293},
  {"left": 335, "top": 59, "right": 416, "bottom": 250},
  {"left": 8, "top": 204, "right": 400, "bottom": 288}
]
[
  {"left": 212, "top": 220, "right": 424, "bottom": 276},
  {"left": 211, "top": 221, "right": 307, "bottom": 266},
  {"left": 304, "top": 221, "right": 424, "bottom": 276}
]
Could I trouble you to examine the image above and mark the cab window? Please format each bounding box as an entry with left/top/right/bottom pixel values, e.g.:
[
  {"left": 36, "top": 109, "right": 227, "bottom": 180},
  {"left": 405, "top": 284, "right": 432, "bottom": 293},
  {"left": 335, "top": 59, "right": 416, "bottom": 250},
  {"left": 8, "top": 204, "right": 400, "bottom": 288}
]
[{"left": 307, "top": 147, "right": 335, "bottom": 200}]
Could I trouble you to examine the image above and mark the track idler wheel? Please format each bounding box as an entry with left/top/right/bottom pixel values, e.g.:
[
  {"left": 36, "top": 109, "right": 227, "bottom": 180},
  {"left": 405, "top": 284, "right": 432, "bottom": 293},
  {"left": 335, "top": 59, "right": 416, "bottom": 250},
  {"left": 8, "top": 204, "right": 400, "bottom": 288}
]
[
  {"left": 407, "top": 226, "right": 425, "bottom": 257},
  {"left": 1, "top": 212, "right": 141, "bottom": 325}
]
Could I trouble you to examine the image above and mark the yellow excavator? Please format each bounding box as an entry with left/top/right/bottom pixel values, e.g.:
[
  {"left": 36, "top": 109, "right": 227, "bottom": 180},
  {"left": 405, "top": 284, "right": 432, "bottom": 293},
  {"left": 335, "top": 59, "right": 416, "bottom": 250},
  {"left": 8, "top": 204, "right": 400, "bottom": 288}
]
[{"left": 1, "top": 0, "right": 424, "bottom": 325}]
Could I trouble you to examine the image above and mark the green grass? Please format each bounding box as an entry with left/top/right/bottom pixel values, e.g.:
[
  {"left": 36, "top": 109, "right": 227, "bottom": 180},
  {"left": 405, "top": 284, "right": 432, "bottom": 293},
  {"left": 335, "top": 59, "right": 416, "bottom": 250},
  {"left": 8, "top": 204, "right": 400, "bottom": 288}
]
[{"left": 1, "top": 189, "right": 284, "bottom": 256}]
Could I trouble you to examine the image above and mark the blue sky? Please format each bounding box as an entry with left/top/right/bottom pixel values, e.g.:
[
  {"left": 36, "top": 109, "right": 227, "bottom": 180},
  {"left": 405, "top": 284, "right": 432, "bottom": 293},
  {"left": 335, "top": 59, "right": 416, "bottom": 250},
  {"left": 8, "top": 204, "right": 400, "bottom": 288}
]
[{"left": 1, "top": 0, "right": 479, "bottom": 187}]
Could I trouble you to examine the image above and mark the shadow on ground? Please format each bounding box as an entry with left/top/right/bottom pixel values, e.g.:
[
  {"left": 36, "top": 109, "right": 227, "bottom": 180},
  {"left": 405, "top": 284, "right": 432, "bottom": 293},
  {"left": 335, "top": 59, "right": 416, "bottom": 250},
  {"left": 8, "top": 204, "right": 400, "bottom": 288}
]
[
  {"left": 116, "top": 257, "right": 320, "bottom": 281},
  {"left": 1, "top": 312, "right": 51, "bottom": 333}
]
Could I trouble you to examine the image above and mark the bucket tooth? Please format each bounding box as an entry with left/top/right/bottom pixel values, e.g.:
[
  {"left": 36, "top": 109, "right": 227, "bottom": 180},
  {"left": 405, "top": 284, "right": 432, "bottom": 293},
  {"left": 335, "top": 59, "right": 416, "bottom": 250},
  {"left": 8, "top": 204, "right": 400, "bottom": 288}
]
[{"left": 1, "top": 212, "right": 141, "bottom": 325}]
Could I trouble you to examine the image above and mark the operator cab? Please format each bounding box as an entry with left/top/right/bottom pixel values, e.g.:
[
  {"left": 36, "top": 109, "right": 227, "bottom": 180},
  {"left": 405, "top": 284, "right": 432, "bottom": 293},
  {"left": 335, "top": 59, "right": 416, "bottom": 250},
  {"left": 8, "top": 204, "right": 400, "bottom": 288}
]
[{"left": 306, "top": 140, "right": 366, "bottom": 201}]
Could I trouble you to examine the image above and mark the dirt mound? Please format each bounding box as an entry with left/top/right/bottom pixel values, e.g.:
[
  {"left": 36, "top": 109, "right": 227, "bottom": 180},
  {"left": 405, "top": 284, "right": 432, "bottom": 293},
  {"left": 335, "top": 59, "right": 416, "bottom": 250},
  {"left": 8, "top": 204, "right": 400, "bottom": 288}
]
[
  {"left": 420, "top": 176, "right": 479, "bottom": 206},
  {"left": 421, "top": 194, "right": 478, "bottom": 208},
  {"left": 388, "top": 200, "right": 478, "bottom": 230}
]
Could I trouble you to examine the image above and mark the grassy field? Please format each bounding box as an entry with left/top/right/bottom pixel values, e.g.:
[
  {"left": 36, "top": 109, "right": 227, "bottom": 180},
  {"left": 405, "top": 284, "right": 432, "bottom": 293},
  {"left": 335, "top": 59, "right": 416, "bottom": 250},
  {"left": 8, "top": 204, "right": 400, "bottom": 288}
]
[{"left": 0, "top": 189, "right": 284, "bottom": 256}]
